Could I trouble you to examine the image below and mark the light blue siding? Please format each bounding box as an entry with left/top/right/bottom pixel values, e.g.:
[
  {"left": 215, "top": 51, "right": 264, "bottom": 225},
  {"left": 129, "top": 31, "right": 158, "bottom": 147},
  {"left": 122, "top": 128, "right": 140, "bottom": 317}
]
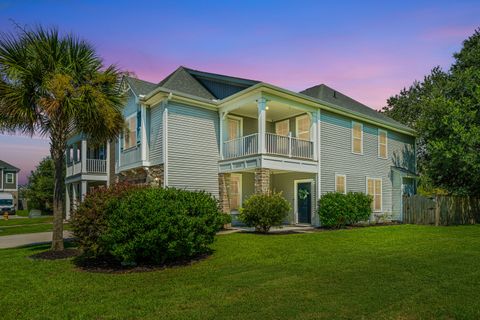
[
  {"left": 167, "top": 103, "right": 220, "bottom": 197},
  {"left": 149, "top": 104, "right": 163, "bottom": 165},
  {"left": 320, "top": 110, "right": 415, "bottom": 220}
]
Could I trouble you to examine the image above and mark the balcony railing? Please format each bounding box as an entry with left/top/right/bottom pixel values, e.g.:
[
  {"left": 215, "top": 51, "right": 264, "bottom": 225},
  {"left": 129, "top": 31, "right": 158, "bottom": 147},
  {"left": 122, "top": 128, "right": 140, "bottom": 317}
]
[
  {"left": 66, "top": 159, "right": 107, "bottom": 177},
  {"left": 223, "top": 133, "right": 314, "bottom": 160},
  {"left": 119, "top": 147, "right": 142, "bottom": 167}
]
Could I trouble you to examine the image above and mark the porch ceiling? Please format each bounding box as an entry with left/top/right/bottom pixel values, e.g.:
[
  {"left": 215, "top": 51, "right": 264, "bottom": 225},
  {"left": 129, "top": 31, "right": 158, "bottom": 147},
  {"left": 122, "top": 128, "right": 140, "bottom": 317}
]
[{"left": 231, "top": 100, "right": 306, "bottom": 122}]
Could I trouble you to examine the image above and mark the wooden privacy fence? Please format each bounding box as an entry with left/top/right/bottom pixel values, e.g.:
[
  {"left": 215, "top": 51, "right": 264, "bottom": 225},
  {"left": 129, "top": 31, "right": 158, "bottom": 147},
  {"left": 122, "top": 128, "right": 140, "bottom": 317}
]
[{"left": 403, "top": 195, "right": 480, "bottom": 226}]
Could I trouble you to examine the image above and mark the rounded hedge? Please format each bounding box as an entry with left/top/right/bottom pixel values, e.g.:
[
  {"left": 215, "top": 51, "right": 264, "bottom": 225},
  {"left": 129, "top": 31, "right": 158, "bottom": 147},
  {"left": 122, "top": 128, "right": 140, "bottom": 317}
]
[
  {"left": 318, "top": 192, "right": 372, "bottom": 228},
  {"left": 71, "top": 184, "right": 226, "bottom": 266},
  {"left": 239, "top": 192, "right": 291, "bottom": 233}
]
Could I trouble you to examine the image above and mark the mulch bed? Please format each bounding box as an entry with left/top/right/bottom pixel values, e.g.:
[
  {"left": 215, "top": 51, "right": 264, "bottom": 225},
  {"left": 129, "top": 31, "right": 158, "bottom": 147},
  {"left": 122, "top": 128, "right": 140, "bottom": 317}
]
[
  {"left": 30, "top": 248, "right": 80, "bottom": 260},
  {"left": 74, "top": 253, "right": 212, "bottom": 274}
]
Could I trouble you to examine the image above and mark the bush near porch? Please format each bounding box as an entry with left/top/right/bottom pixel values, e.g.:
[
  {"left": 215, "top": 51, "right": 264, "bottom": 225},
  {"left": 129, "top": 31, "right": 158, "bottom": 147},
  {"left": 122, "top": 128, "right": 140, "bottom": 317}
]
[
  {"left": 71, "top": 184, "right": 225, "bottom": 266},
  {"left": 318, "top": 192, "right": 372, "bottom": 228},
  {"left": 240, "top": 192, "right": 291, "bottom": 233}
]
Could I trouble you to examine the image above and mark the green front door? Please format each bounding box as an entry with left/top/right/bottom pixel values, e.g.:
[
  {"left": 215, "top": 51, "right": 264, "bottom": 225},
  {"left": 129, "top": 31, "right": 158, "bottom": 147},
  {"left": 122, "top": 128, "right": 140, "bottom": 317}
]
[{"left": 297, "top": 182, "right": 312, "bottom": 224}]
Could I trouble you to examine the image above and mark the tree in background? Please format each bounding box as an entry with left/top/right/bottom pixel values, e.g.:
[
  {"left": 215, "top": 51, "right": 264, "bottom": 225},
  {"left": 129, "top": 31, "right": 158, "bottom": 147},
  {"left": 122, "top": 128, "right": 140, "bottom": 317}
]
[
  {"left": 383, "top": 29, "right": 480, "bottom": 195},
  {"left": 26, "top": 157, "right": 55, "bottom": 213},
  {"left": 0, "top": 26, "right": 124, "bottom": 251}
]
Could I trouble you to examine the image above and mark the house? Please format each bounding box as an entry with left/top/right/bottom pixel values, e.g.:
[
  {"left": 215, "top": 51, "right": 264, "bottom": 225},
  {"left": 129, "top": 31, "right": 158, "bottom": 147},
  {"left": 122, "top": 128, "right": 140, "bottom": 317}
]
[
  {"left": 0, "top": 160, "right": 20, "bottom": 210},
  {"left": 65, "top": 66, "right": 417, "bottom": 225}
]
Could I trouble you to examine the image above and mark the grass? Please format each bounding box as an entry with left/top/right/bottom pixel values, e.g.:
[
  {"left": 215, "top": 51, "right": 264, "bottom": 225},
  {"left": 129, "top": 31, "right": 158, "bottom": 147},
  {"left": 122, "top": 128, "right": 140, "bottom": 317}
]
[
  {"left": 15, "top": 209, "right": 29, "bottom": 217},
  {"left": 0, "top": 216, "right": 69, "bottom": 237},
  {"left": 1, "top": 225, "right": 480, "bottom": 319}
]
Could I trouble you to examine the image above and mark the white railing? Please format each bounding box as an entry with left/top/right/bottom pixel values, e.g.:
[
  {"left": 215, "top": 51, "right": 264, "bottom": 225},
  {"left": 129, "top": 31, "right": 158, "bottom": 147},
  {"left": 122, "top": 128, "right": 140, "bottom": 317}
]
[
  {"left": 223, "top": 132, "right": 314, "bottom": 160},
  {"left": 120, "top": 147, "right": 142, "bottom": 167},
  {"left": 223, "top": 133, "right": 258, "bottom": 159},
  {"left": 86, "top": 159, "right": 107, "bottom": 173},
  {"left": 73, "top": 161, "right": 82, "bottom": 175}
]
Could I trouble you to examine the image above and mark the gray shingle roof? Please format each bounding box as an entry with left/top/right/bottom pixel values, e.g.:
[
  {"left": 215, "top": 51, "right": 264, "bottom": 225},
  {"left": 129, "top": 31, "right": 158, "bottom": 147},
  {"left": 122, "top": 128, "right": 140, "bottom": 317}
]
[
  {"left": 157, "top": 67, "right": 216, "bottom": 100},
  {"left": 124, "top": 76, "right": 157, "bottom": 96},
  {"left": 0, "top": 160, "right": 19, "bottom": 172},
  {"left": 299, "top": 84, "right": 412, "bottom": 132}
]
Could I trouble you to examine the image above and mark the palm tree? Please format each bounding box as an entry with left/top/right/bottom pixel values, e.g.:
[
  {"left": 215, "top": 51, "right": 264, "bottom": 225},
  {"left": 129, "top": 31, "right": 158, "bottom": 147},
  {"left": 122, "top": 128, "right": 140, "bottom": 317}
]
[{"left": 0, "top": 26, "right": 124, "bottom": 251}]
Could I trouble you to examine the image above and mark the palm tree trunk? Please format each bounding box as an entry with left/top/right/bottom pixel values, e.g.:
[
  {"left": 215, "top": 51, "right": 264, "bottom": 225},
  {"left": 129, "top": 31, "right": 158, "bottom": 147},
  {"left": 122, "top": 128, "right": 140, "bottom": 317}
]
[{"left": 50, "top": 136, "right": 66, "bottom": 251}]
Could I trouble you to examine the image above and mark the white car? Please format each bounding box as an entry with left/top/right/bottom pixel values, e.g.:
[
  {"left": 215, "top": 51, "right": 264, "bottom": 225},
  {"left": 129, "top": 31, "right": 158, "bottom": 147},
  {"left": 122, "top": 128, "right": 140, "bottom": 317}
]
[{"left": 0, "top": 193, "right": 15, "bottom": 215}]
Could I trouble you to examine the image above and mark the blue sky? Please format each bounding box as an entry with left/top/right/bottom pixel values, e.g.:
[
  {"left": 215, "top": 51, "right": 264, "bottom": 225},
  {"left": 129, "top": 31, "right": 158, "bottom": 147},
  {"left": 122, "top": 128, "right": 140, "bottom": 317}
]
[{"left": 0, "top": 0, "right": 478, "bottom": 183}]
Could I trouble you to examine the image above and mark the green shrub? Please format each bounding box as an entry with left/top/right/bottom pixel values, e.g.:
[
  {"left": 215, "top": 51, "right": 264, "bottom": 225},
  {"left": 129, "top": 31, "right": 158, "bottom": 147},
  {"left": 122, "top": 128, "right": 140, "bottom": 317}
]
[
  {"left": 239, "top": 192, "right": 291, "bottom": 233},
  {"left": 71, "top": 185, "right": 225, "bottom": 266},
  {"left": 318, "top": 192, "right": 372, "bottom": 228}
]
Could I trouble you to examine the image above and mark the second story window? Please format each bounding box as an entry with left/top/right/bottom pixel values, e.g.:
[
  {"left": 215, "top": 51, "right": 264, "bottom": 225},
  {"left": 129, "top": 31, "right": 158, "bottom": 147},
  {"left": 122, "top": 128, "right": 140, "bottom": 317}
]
[
  {"left": 352, "top": 122, "right": 363, "bottom": 154},
  {"left": 296, "top": 115, "right": 310, "bottom": 140},
  {"left": 5, "top": 173, "right": 14, "bottom": 184},
  {"left": 124, "top": 114, "right": 137, "bottom": 149},
  {"left": 378, "top": 129, "right": 388, "bottom": 159},
  {"left": 275, "top": 119, "right": 289, "bottom": 136}
]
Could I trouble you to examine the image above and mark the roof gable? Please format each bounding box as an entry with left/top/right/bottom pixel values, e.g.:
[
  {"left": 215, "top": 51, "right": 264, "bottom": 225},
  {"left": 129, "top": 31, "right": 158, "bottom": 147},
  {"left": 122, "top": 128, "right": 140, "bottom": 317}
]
[
  {"left": 124, "top": 76, "right": 157, "bottom": 96},
  {"left": 157, "top": 67, "right": 215, "bottom": 100}
]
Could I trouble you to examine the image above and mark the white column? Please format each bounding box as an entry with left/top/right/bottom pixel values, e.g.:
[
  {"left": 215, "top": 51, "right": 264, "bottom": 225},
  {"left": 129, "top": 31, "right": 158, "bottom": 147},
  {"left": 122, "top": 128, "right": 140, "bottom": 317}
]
[
  {"left": 257, "top": 97, "right": 267, "bottom": 154},
  {"left": 65, "top": 184, "right": 71, "bottom": 220},
  {"left": 141, "top": 105, "right": 148, "bottom": 162},
  {"left": 162, "top": 103, "right": 169, "bottom": 188},
  {"left": 72, "top": 183, "right": 78, "bottom": 210},
  {"left": 106, "top": 142, "right": 111, "bottom": 186},
  {"left": 316, "top": 109, "right": 322, "bottom": 226},
  {"left": 81, "top": 180, "right": 87, "bottom": 201},
  {"left": 81, "top": 139, "right": 87, "bottom": 173}
]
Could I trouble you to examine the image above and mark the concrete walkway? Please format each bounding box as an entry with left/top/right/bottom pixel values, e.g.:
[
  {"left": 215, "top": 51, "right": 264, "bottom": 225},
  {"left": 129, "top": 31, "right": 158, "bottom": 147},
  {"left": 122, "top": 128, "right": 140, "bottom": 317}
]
[{"left": 0, "top": 231, "right": 74, "bottom": 249}]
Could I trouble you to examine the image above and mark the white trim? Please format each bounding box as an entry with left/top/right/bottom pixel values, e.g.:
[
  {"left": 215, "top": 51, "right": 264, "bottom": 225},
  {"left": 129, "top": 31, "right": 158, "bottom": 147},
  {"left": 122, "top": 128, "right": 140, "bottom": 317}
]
[
  {"left": 334, "top": 173, "right": 347, "bottom": 194},
  {"left": 219, "top": 111, "right": 224, "bottom": 160},
  {"left": 275, "top": 118, "right": 290, "bottom": 136},
  {"left": 295, "top": 114, "right": 310, "bottom": 140},
  {"left": 294, "top": 179, "right": 314, "bottom": 225},
  {"left": 366, "top": 177, "right": 383, "bottom": 212},
  {"left": 140, "top": 104, "right": 148, "bottom": 161},
  {"left": 378, "top": 129, "right": 388, "bottom": 159},
  {"left": 229, "top": 173, "right": 242, "bottom": 211},
  {"left": 0, "top": 169, "right": 2, "bottom": 190},
  {"left": 351, "top": 121, "right": 363, "bottom": 155},
  {"left": 163, "top": 103, "right": 169, "bottom": 187}
]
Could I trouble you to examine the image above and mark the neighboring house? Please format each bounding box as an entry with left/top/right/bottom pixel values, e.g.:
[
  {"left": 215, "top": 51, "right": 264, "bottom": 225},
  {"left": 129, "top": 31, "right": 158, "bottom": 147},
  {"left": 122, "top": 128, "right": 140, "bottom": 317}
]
[
  {"left": 65, "top": 66, "right": 417, "bottom": 225},
  {"left": 0, "top": 160, "right": 20, "bottom": 210}
]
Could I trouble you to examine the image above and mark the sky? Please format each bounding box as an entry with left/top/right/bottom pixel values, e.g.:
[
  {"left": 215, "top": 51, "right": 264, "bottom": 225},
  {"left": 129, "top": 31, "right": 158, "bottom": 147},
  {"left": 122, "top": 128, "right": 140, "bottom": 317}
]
[{"left": 0, "top": 0, "right": 479, "bottom": 184}]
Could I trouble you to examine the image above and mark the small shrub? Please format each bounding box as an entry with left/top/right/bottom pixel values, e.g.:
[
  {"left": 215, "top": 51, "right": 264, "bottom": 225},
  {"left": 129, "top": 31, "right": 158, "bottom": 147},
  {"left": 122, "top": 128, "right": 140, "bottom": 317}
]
[
  {"left": 240, "top": 192, "right": 291, "bottom": 233},
  {"left": 71, "top": 186, "right": 224, "bottom": 266},
  {"left": 318, "top": 192, "right": 372, "bottom": 228}
]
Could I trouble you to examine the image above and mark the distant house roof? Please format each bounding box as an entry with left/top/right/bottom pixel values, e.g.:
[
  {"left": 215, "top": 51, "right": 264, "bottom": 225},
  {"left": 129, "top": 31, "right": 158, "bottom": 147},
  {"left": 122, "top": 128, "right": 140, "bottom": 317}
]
[
  {"left": 0, "top": 160, "right": 20, "bottom": 172},
  {"left": 299, "top": 84, "right": 412, "bottom": 132}
]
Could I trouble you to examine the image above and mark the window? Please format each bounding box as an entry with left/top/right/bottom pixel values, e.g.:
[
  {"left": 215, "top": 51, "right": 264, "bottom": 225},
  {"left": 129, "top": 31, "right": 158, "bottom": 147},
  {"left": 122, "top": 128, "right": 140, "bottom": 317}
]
[
  {"left": 227, "top": 116, "right": 242, "bottom": 140},
  {"left": 378, "top": 129, "right": 388, "bottom": 159},
  {"left": 275, "top": 119, "right": 290, "bottom": 136},
  {"left": 124, "top": 114, "right": 137, "bottom": 149},
  {"left": 352, "top": 122, "right": 363, "bottom": 154},
  {"left": 5, "top": 173, "right": 14, "bottom": 184},
  {"left": 296, "top": 115, "right": 311, "bottom": 140},
  {"left": 335, "top": 174, "right": 346, "bottom": 194},
  {"left": 229, "top": 174, "right": 242, "bottom": 211},
  {"left": 366, "top": 178, "right": 382, "bottom": 212}
]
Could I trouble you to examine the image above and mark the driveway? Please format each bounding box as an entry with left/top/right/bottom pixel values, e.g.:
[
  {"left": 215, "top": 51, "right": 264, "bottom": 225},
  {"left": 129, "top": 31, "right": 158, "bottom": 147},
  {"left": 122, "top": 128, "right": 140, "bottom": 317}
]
[{"left": 0, "top": 231, "right": 74, "bottom": 249}]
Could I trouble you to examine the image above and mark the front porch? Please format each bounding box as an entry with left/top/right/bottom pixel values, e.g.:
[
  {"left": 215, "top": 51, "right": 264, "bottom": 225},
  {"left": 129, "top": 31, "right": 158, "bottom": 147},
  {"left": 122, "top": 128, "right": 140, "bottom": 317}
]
[{"left": 219, "top": 169, "right": 318, "bottom": 226}]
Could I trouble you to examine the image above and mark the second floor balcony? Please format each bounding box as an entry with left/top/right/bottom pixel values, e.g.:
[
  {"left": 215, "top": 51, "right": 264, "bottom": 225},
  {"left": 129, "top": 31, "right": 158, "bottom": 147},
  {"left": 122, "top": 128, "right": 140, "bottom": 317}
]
[
  {"left": 223, "top": 132, "right": 314, "bottom": 160},
  {"left": 65, "top": 137, "right": 108, "bottom": 178},
  {"left": 66, "top": 158, "right": 107, "bottom": 177}
]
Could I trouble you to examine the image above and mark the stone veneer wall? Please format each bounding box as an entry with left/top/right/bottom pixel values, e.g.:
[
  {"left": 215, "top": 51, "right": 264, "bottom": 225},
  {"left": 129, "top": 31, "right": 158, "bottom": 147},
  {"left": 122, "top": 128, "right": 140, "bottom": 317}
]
[
  {"left": 218, "top": 173, "right": 231, "bottom": 214},
  {"left": 117, "top": 164, "right": 164, "bottom": 187},
  {"left": 254, "top": 168, "right": 271, "bottom": 194}
]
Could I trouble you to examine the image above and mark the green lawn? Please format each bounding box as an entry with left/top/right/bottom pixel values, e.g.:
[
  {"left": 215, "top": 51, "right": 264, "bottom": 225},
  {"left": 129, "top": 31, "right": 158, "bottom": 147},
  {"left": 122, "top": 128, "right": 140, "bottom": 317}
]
[
  {"left": 1, "top": 225, "right": 480, "bottom": 319},
  {"left": 0, "top": 216, "right": 53, "bottom": 227},
  {"left": 0, "top": 217, "right": 68, "bottom": 236}
]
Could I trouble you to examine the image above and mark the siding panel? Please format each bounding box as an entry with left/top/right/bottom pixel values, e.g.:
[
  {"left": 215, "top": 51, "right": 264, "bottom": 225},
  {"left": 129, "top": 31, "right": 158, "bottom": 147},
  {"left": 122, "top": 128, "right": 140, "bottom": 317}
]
[
  {"left": 149, "top": 104, "right": 163, "bottom": 165},
  {"left": 320, "top": 110, "right": 415, "bottom": 220},
  {"left": 167, "top": 103, "right": 220, "bottom": 197}
]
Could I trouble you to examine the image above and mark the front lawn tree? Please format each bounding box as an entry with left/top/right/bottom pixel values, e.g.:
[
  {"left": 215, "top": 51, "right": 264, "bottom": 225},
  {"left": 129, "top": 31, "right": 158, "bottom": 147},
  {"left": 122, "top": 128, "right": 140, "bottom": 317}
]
[{"left": 0, "top": 26, "right": 124, "bottom": 251}]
